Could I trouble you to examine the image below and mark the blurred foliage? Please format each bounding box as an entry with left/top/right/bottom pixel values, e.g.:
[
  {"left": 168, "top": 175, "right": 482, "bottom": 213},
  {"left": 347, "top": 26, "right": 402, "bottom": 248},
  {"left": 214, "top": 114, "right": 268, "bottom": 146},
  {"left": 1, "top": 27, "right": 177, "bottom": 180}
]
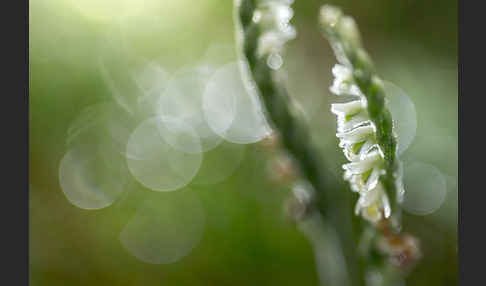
[{"left": 29, "top": 0, "right": 457, "bottom": 285}]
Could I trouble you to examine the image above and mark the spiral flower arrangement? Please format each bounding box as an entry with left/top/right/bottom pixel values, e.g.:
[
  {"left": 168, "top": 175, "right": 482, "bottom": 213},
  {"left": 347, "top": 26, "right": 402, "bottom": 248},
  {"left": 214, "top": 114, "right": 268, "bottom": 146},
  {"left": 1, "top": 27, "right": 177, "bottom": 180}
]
[
  {"left": 330, "top": 63, "right": 393, "bottom": 224},
  {"left": 320, "top": 5, "right": 405, "bottom": 226},
  {"left": 320, "top": 4, "right": 421, "bottom": 273}
]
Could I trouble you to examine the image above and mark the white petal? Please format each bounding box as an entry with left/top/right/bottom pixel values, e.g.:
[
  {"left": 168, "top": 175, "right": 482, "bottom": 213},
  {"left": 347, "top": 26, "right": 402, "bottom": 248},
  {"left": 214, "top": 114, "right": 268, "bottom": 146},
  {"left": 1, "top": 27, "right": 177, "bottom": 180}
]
[
  {"left": 348, "top": 84, "right": 364, "bottom": 97},
  {"left": 356, "top": 184, "right": 386, "bottom": 223},
  {"left": 343, "top": 159, "right": 376, "bottom": 176},
  {"left": 332, "top": 64, "right": 352, "bottom": 79},
  {"left": 343, "top": 151, "right": 381, "bottom": 175},
  {"left": 329, "top": 64, "right": 364, "bottom": 97},
  {"left": 337, "top": 124, "right": 374, "bottom": 144},
  {"left": 331, "top": 100, "right": 364, "bottom": 116},
  {"left": 337, "top": 113, "right": 370, "bottom": 133},
  {"left": 360, "top": 149, "right": 383, "bottom": 162},
  {"left": 348, "top": 174, "right": 364, "bottom": 193},
  {"left": 357, "top": 140, "right": 377, "bottom": 157},
  {"left": 330, "top": 81, "right": 363, "bottom": 97},
  {"left": 364, "top": 167, "right": 383, "bottom": 191},
  {"left": 341, "top": 138, "right": 373, "bottom": 162},
  {"left": 358, "top": 188, "right": 378, "bottom": 207},
  {"left": 342, "top": 143, "right": 359, "bottom": 161},
  {"left": 330, "top": 80, "right": 353, "bottom": 96},
  {"left": 343, "top": 170, "right": 353, "bottom": 180}
]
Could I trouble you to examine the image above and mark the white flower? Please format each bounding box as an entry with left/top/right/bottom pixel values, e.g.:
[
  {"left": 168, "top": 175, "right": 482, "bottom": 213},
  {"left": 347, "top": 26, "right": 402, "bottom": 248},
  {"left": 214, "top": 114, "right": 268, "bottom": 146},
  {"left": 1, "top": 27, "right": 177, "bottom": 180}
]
[
  {"left": 337, "top": 124, "right": 375, "bottom": 145},
  {"left": 331, "top": 98, "right": 371, "bottom": 133},
  {"left": 319, "top": 4, "right": 342, "bottom": 28},
  {"left": 331, "top": 64, "right": 352, "bottom": 86},
  {"left": 342, "top": 138, "right": 374, "bottom": 162},
  {"left": 342, "top": 150, "right": 382, "bottom": 175},
  {"left": 332, "top": 64, "right": 352, "bottom": 80},
  {"left": 354, "top": 182, "right": 391, "bottom": 223},
  {"left": 254, "top": 0, "right": 296, "bottom": 58},
  {"left": 257, "top": 27, "right": 296, "bottom": 56},
  {"left": 329, "top": 64, "right": 363, "bottom": 96},
  {"left": 337, "top": 113, "right": 371, "bottom": 134},
  {"left": 346, "top": 164, "right": 379, "bottom": 190}
]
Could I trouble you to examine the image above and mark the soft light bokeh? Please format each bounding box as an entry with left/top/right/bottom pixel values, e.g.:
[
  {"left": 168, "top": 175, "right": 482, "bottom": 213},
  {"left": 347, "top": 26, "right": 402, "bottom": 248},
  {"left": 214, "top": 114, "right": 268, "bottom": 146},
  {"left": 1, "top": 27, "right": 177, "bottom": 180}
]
[{"left": 29, "top": 0, "right": 457, "bottom": 285}]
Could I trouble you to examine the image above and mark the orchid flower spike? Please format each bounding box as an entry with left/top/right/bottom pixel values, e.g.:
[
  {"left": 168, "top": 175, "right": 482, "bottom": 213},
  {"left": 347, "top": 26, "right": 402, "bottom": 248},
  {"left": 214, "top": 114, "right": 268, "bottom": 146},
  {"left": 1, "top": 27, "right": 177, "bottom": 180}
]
[{"left": 321, "top": 5, "right": 404, "bottom": 225}]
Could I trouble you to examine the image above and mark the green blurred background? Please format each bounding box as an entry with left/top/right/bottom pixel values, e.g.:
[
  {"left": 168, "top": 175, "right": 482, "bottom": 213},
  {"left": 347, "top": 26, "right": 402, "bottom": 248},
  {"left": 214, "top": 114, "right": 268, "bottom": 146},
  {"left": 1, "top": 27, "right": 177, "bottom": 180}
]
[{"left": 29, "top": 0, "right": 457, "bottom": 285}]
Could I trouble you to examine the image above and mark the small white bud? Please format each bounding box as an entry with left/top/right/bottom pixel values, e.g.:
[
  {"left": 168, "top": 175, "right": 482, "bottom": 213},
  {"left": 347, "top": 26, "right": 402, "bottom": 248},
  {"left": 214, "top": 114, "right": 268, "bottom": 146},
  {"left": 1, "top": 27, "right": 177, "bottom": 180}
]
[
  {"left": 338, "top": 16, "right": 361, "bottom": 48},
  {"left": 319, "top": 5, "right": 342, "bottom": 29},
  {"left": 329, "top": 64, "right": 364, "bottom": 96}
]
